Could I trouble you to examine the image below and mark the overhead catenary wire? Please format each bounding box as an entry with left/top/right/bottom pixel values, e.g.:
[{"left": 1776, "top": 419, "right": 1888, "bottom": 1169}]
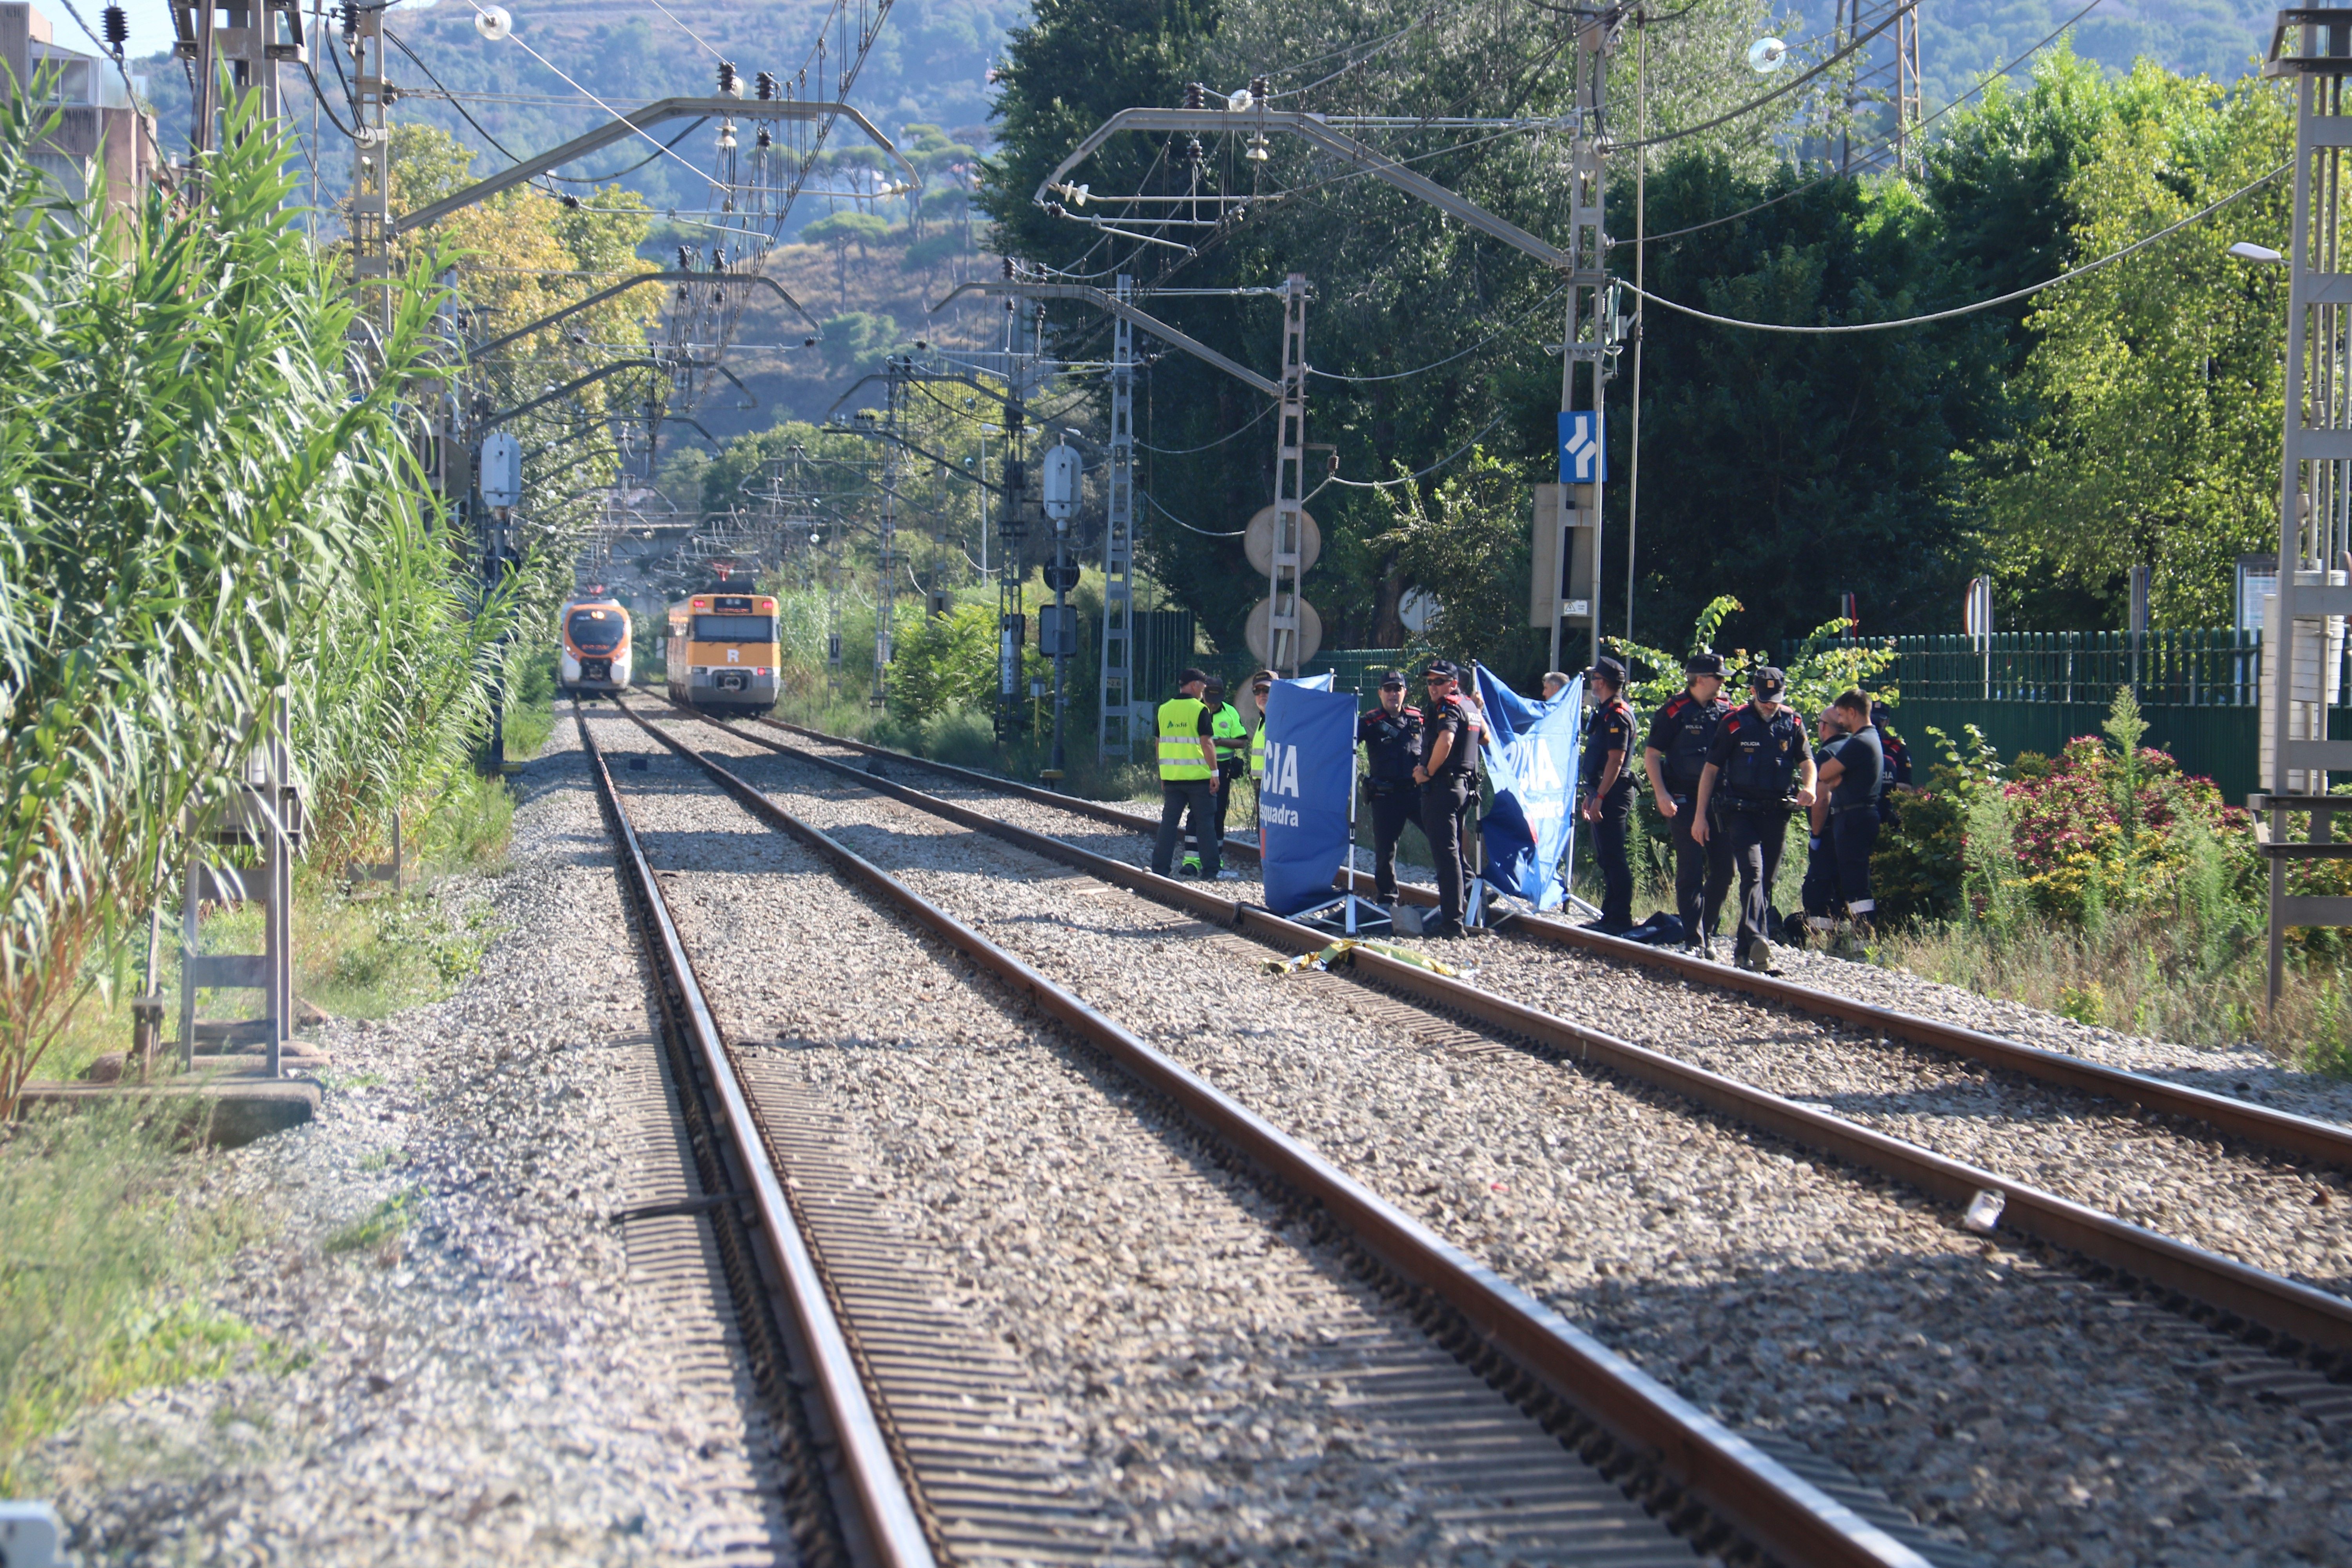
[
  {"left": 1308, "top": 283, "right": 1568, "bottom": 383},
  {"left": 1310, "top": 408, "right": 1512, "bottom": 497},
  {"left": 1137, "top": 399, "right": 1276, "bottom": 453},
  {"left": 1624, "top": 160, "right": 2288, "bottom": 333},
  {"left": 1138, "top": 487, "right": 1247, "bottom": 536}
]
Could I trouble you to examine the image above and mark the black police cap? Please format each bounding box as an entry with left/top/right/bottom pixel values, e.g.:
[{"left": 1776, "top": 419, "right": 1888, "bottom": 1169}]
[
  {"left": 1751, "top": 665, "right": 1788, "bottom": 696},
  {"left": 1421, "top": 659, "right": 1459, "bottom": 681},
  {"left": 1378, "top": 670, "right": 1408, "bottom": 689},
  {"left": 1586, "top": 657, "right": 1626, "bottom": 688},
  {"left": 1177, "top": 666, "right": 1209, "bottom": 688},
  {"left": 1684, "top": 652, "right": 1725, "bottom": 676}
]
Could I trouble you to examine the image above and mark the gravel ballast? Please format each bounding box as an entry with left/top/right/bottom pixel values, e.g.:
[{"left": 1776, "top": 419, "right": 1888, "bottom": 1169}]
[
  {"left": 24, "top": 715, "right": 796, "bottom": 1567},
  {"left": 590, "top": 709, "right": 1689, "bottom": 1567},
  {"left": 676, "top": 711, "right": 2352, "bottom": 1566}
]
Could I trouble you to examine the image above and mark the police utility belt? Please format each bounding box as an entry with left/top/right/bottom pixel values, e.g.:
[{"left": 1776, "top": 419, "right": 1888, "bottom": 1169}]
[
  {"left": 1363, "top": 775, "right": 1419, "bottom": 799},
  {"left": 1829, "top": 799, "right": 1876, "bottom": 815},
  {"left": 1718, "top": 791, "right": 1800, "bottom": 814}
]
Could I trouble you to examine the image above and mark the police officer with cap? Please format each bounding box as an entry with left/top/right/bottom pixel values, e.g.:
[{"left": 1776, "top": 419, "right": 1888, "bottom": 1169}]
[
  {"left": 1692, "top": 666, "right": 1815, "bottom": 971},
  {"left": 1576, "top": 657, "right": 1637, "bottom": 933},
  {"left": 1152, "top": 668, "right": 1222, "bottom": 880},
  {"left": 1642, "top": 652, "right": 1733, "bottom": 952},
  {"left": 1356, "top": 670, "right": 1425, "bottom": 904},
  {"left": 1809, "top": 690, "right": 1884, "bottom": 947},
  {"left": 1411, "top": 660, "right": 1479, "bottom": 938}
]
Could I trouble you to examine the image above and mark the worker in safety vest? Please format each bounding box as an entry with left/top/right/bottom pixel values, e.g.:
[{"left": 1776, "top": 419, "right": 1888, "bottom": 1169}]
[
  {"left": 1246, "top": 669, "right": 1278, "bottom": 784},
  {"left": 1191, "top": 678, "right": 1248, "bottom": 880},
  {"left": 1153, "top": 668, "right": 1223, "bottom": 879}
]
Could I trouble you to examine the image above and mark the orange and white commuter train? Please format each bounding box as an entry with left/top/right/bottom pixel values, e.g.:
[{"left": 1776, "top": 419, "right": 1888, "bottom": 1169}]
[
  {"left": 558, "top": 590, "right": 632, "bottom": 696},
  {"left": 666, "top": 590, "right": 780, "bottom": 713}
]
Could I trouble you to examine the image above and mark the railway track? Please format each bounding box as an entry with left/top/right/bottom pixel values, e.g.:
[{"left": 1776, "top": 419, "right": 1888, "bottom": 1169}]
[
  {"left": 578, "top": 697, "right": 1964, "bottom": 1567},
  {"left": 746, "top": 714, "right": 2352, "bottom": 1303},
  {"left": 617, "top": 698, "right": 2352, "bottom": 1554}
]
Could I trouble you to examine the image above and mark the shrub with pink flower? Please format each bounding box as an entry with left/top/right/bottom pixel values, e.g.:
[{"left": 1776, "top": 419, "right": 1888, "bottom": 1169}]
[{"left": 2004, "top": 737, "right": 2254, "bottom": 922}]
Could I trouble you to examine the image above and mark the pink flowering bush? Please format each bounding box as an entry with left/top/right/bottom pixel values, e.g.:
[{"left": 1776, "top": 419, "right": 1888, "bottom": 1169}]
[{"left": 2004, "top": 737, "right": 2255, "bottom": 922}]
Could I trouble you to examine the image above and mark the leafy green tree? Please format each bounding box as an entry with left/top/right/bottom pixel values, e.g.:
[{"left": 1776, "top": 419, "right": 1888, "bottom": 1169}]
[
  {"left": 1973, "top": 66, "right": 2292, "bottom": 627},
  {"left": 804, "top": 212, "right": 893, "bottom": 306}
]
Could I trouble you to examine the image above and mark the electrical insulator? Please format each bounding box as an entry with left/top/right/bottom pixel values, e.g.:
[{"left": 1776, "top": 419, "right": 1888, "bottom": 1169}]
[
  {"left": 711, "top": 246, "right": 727, "bottom": 269},
  {"left": 100, "top": 4, "right": 126, "bottom": 56},
  {"left": 1250, "top": 75, "right": 1268, "bottom": 99},
  {"left": 717, "top": 119, "right": 737, "bottom": 150},
  {"left": 755, "top": 70, "right": 777, "bottom": 100},
  {"left": 1186, "top": 136, "right": 1203, "bottom": 167},
  {"left": 560, "top": 192, "right": 580, "bottom": 209},
  {"left": 1044, "top": 200, "right": 1064, "bottom": 218},
  {"left": 1184, "top": 82, "right": 1204, "bottom": 109},
  {"left": 755, "top": 125, "right": 772, "bottom": 149},
  {"left": 716, "top": 60, "right": 740, "bottom": 96},
  {"left": 677, "top": 245, "right": 693, "bottom": 271},
  {"left": 1002, "top": 256, "right": 1015, "bottom": 280},
  {"left": 339, "top": 2, "right": 356, "bottom": 38}
]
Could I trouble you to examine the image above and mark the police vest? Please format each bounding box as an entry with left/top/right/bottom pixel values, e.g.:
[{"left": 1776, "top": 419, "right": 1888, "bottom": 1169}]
[
  {"left": 1250, "top": 719, "right": 1267, "bottom": 779},
  {"left": 1211, "top": 702, "right": 1248, "bottom": 758},
  {"left": 1157, "top": 698, "right": 1213, "bottom": 781},
  {"left": 1655, "top": 691, "right": 1728, "bottom": 790},
  {"left": 1718, "top": 706, "right": 1804, "bottom": 804}
]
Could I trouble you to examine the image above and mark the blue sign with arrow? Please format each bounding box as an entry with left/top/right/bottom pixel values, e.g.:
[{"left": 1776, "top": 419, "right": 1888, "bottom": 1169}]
[{"left": 1558, "top": 411, "right": 1606, "bottom": 484}]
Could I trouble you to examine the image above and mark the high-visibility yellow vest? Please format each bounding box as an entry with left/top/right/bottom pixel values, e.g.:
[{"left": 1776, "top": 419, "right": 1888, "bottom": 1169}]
[
  {"left": 1250, "top": 720, "right": 1267, "bottom": 780},
  {"left": 1157, "top": 697, "right": 1213, "bottom": 781},
  {"left": 1211, "top": 702, "right": 1247, "bottom": 759}
]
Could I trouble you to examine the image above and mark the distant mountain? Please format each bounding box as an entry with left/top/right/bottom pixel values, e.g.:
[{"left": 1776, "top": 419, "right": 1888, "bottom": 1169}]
[{"left": 1914, "top": 0, "right": 2270, "bottom": 110}]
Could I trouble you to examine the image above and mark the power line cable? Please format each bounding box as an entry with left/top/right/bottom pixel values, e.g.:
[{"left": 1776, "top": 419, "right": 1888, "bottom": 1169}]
[
  {"left": 1309, "top": 282, "right": 1568, "bottom": 382},
  {"left": 1312, "top": 408, "right": 1511, "bottom": 495},
  {"left": 639, "top": 0, "right": 725, "bottom": 59},
  {"left": 1624, "top": 160, "right": 2287, "bottom": 332},
  {"left": 1137, "top": 399, "right": 1275, "bottom": 453},
  {"left": 1637, "top": 0, "right": 2109, "bottom": 247},
  {"left": 1139, "top": 487, "right": 1246, "bottom": 535}
]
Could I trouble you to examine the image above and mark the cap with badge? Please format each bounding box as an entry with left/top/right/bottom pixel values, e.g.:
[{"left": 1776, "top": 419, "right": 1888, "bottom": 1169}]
[
  {"left": 1421, "top": 660, "right": 1459, "bottom": 682},
  {"left": 1586, "top": 656, "right": 1626, "bottom": 690},
  {"left": 1379, "top": 670, "right": 1407, "bottom": 690},
  {"left": 1751, "top": 665, "right": 1787, "bottom": 698},
  {"left": 1684, "top": 652, "right": 1726, "bottom": 676}
]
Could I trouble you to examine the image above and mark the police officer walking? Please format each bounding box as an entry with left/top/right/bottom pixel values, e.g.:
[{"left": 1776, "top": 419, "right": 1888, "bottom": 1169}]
[
  {"left": 1575, "top": 657, "right": 1637, "bottom": 933},
  {"left": 1152, "top": 668, "right": 1223, "bottom": 880},
  {"left": 1692, "top": 667, "right": 1815, "bottom": 972},
  {"left": 1411, "top": 661, "right": 1480, "bottom": 938},
  {"left": 1809, "top": 690, "right": 1884, "bottom": 948},
  {"left": 1356, "top": 670, "right": 1425, "bottom": 904},
  {"left": 1641, "top": 653, "right": 1733, "bottom": 953}
]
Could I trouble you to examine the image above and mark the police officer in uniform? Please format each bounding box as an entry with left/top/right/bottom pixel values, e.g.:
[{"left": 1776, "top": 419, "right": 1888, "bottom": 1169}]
[
  {"left": 1356, "top": 670, "right": 1425, "bottom": 904},
  {"left": 1152, "top": 668, "right": 1222, "bottom": 880},
  {"left": 1247, "top": 669, "right": 1278, "bottom": 788},
  {"left": 1576, "top": 657, "right": 1637, "bottom": 933},
  {"left": 1641, "top": 652, "right": 1733, "bottom": 951},
  {"left": 1811, "top": 690, "right": 1884, "bottom": 946},
  {"left": 1192, "top": 677, "right": 1249, "bottom": 880},
  {"left": 1411, "top": 661, "right": 1480, "bottom": 938},
  {"left": 1692, "top": 667, "right": 1815, "bottom": 972}
]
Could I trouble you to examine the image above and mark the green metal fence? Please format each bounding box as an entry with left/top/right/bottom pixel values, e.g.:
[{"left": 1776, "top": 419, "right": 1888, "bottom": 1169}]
[{"left": 1850, "top": 632, "right": 2274, "bottom": 804}]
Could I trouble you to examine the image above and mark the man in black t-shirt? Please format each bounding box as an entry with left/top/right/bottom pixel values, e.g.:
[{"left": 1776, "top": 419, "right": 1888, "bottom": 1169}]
[
  {"left": 1411, "top": 661, "right": 1481, "bottom": 938},
  {"left": 1810, "top": 689, "right": 1884, "bottom": 947},
  {"left": 1576, "top": 657, "right": 1637, "bottom": 933}
]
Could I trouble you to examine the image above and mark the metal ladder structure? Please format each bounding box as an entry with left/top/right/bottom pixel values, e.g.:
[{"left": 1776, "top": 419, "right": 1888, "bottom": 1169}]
[
  {"left": 1265, "top": 274, "right": 1309, "bottom": 677},
  {"left": 2261, "top": 9, "right": 2352, "bottom": 1007},
  {"left": 1098, "top": 276, "right": 1140, "bottom": 760}
]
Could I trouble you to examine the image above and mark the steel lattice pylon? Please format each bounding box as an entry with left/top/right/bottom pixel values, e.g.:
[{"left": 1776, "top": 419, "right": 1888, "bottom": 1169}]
[
  {"left": 1835, "top": 0, "right": 1922, "bottom": 175},
  {"left": 1099, "top": 276, "right": 1139, "bottom": 759}
]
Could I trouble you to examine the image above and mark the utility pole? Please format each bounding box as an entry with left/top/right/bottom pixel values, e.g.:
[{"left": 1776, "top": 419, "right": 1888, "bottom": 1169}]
[
  {"left": 1836, "top": 0, "right": 1922, "bottom": 174},
  {"left": 172, "top": 0, "right": 302, "bottom": 157},
  {"left": 2260, "top": 10, "right": 2352, "bottom": 1009},
  {"left": 1549, "top": 13, "right": 1619, "bottom": 675},
  {"left": 1098, "top": 276, "right": 1139, "bottom": 760},
  {"left": 1266, "top": 275, "right": 1310, "bottom": 678},
  {"left": 870, "top": 378, "right": 902, "bottom": 708},
  {"left": 346, "top": 0, "right": 392, "bottom": 325}
]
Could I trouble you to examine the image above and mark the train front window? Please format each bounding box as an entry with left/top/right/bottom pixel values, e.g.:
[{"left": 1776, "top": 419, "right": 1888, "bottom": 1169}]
[
  {"left": 692, "top": 614, "right": 776, "bottom": 642},
  {"left": 568, "top": 610, "right": 624, "bottom": 653}
]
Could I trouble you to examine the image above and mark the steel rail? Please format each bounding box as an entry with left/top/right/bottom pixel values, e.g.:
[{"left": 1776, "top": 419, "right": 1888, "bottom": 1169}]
[
  {"left": 756, "top": 717, "right": 2352, "bottom": 1176},
  {"left": 575, "top": 708, "right": 938, "bottom": 1568},
  {"left": 612, "top": 697, "right": 1935, "bottom": 1568},
  {"left": 669, "top": 704, "right": 2352, "bottom": 1365}
]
